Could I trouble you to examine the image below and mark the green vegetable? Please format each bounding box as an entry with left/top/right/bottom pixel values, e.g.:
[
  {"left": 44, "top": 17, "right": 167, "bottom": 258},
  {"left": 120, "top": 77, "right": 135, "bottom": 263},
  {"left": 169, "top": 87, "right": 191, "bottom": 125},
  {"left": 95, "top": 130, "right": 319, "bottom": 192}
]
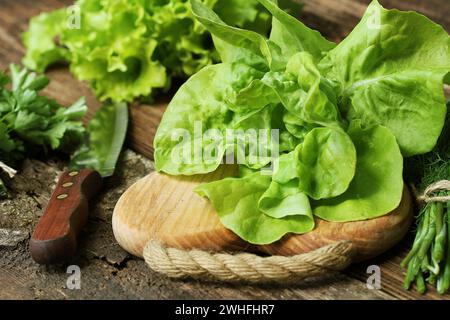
[
  {"left": 0, "top": 64, "right": 86, "bottom": 167},
  {"left": 259, "top": 0, "right": 335, "bottom": 64},
  {"left": 23, "top": 0, "right": 302, "bottom": 103},
  {"left": 0, "top": 64, "right": 87, "bottom": 198},
  {"left": 437, "top": 210, "right": 450, "bottom": 294},
  {"left": 272, "top": 127, "right": 356, "bottom": 201},
  {"left": 313, "top": 123, "right": 403, "bottom": 221},
  {"left": 22, "top": 10, "right": 70, "bottom": 73},
  {"left": 195, "top": 172, "right": 314, "bottom": 244},
  {"left": 402, "top": 103, "right": 450, "bottom": 294},
  {"left": 154, "top": 63, "right": 240, "bottom": 175},
  {"left": 258, "top": 126, "right": 357, "bottom": 220},
  {"left": 155, "top": 0, "right": 450, "bottom": 244},
  {"left": 319, "top": 1, "right": 450, "bottom": 157},
  {"left": 432, "top": 202, "right": 446, "bottom": 265},
  {"left": 416, "top": 271, "right": 427, "bottom": 294}
]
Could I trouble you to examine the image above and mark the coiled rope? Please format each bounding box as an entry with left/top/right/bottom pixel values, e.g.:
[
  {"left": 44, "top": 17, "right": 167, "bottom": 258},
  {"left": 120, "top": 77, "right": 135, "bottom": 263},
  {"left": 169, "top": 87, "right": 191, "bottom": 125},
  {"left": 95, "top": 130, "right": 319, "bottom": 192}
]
[{"left": 143, "top": 240, "right": 354, "bottom": 284}]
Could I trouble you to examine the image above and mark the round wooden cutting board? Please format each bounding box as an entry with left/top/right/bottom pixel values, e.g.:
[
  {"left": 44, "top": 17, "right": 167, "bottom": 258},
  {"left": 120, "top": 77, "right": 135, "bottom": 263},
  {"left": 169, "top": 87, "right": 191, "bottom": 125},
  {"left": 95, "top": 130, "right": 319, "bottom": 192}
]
[{"left": 112, "top": 165, "right": 413, "bottom": 262}]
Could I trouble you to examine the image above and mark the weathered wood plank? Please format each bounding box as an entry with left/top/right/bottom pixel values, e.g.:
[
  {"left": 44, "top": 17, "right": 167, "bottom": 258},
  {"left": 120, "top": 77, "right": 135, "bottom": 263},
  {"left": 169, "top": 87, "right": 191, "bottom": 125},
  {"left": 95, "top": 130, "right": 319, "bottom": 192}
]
[{"left": 0, "top": 0, "right": 449, "bottom": 300}]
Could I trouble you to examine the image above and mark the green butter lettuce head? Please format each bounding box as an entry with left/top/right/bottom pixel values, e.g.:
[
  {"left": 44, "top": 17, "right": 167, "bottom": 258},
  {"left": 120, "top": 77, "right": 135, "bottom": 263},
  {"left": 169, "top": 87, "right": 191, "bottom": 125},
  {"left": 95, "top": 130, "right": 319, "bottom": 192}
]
[
  {"left": 313, "top": 122, "right": 404, "bottom": 221},
  {"left": 155, "top": 0, "right": 448, "bottom": 244},
  {"left": 320, "top": 0, "right": 450, "bottom": 156},
  {"left": 195, "top": 172, "right": 314, "bottom": 245}
]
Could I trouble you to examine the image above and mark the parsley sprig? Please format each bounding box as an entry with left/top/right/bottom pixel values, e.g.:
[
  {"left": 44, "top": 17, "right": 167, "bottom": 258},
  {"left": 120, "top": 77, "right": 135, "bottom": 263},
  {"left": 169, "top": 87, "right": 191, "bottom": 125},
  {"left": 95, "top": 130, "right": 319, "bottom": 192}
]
[{"left": 0, "top": 64, "right": 87, "bottom": 197}]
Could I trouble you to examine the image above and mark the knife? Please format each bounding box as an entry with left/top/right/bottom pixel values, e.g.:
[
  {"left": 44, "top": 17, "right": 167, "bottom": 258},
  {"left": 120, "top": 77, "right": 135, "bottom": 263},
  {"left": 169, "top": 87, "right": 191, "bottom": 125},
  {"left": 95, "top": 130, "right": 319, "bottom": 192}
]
[{"left": 30, "top": 102, "right": 128, "bottom": 264}]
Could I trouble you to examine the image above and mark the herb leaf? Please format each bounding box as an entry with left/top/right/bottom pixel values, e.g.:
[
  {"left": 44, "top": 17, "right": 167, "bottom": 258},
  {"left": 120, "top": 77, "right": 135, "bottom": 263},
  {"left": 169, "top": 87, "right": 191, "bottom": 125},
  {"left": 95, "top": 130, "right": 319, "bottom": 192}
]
[{"left": 0, "top": 65, "right": 86, "bottom": 167}]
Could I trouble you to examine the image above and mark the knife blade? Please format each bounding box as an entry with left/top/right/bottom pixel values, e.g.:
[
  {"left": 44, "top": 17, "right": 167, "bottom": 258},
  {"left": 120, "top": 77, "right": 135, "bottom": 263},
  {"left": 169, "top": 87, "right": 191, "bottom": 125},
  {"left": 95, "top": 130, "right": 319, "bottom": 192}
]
[{"left": 30, "top": 102, "right": 128, "bottom": 264}]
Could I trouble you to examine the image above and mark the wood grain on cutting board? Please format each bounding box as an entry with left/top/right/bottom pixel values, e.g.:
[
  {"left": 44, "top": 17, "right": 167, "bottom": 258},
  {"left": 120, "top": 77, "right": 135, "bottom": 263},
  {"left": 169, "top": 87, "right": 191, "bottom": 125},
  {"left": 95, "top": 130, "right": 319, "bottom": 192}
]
[{"left": 0, "top": 0, "right": 449, "bottom": 300}]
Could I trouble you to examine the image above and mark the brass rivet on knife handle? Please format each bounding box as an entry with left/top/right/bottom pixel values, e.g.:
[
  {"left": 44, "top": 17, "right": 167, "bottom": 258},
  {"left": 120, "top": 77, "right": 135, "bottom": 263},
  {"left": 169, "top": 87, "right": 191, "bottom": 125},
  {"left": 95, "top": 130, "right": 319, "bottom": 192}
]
[{"left": 30, "top": 169, "right": 103, "bottom": 264}]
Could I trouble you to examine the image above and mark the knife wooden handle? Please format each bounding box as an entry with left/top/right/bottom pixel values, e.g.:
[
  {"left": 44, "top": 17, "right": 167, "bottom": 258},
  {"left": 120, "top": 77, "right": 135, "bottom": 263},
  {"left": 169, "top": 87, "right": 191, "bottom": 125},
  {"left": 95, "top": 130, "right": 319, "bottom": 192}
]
[{"left": 30, "top": 169, "right": 103, "bottom": 264}]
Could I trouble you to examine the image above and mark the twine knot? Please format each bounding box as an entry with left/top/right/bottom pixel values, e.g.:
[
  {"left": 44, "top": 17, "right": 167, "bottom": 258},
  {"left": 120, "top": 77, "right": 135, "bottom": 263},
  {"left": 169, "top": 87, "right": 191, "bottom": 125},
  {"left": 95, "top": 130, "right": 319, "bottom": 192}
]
[{"left": 417, "top": 180, "right": 450, "bottom": 204}]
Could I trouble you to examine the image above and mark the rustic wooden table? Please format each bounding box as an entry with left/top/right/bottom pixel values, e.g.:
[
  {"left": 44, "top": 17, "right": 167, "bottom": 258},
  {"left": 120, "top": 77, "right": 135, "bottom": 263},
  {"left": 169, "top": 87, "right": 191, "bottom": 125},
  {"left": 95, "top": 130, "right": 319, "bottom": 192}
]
[{"left": 0, "top": 0, "right": 449, "bottom": 300}]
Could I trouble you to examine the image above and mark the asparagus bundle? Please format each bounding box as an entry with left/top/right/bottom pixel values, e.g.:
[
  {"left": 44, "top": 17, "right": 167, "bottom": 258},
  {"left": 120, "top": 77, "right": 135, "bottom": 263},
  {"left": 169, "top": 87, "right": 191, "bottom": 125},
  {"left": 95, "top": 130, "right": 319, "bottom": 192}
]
[{"left": 402, "top": 103, "right": 450, "bottom": 294}]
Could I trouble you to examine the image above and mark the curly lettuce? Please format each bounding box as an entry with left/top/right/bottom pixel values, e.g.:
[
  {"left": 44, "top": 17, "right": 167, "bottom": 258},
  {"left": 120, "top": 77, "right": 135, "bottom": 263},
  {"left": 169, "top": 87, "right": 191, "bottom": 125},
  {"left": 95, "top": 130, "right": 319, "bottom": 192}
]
[{"left": 22, "top": 0, "right": 302, "bottom": 103}]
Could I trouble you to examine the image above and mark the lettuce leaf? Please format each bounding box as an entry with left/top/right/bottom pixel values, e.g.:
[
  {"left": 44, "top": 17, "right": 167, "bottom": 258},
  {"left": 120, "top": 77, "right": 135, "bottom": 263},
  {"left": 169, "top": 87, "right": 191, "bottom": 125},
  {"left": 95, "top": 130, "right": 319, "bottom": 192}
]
[
  {"left": 261, "top": 0, "right": 335, "bottom": 64},
  {"left": 154, "top": 61, "right": 282, "bottom": 175},
  {"left": 296, "top": 127, "right": 356, "bottom": 199},
  {"left": 195, "top": 172, "right": 314, "bottom": 245},
  {"left": 23, "top": 0, "right": 299, "bottom": 102},
  {"left": 320, "top": 0, "right": 450, "bottom": 156},
  {"left": 191, "top": 0, "right": 272, "bottom": 70},
  {"left": 262, "top": 52, "right": 343, "bottom": 127},
  {"left": 22, "top": 10, "right": 70, "bottom": 73},
  {"left": 154, "top": 63, "right": 233, "bottom": 175},
  {"left": 313, "top": 123, "right": 404, "bottom": 221}
]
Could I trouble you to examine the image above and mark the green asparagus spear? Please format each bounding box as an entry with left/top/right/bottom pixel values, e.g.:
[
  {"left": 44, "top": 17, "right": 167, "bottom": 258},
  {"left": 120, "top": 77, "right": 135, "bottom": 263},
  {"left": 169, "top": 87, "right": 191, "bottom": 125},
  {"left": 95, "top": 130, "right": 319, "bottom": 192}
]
[
  {"left": 402, "top": 209, "right": 429, "bottom": 268},
  {"left": 416, "top": 204, "right": 437, "bottom": 265},
  {"left": 437, "top": 211, "right": 450, "bottom": 294},
  {"left": 416, "top": 271, "right": 427, "bottom": 294},
  {"left": 404, "top": 256, "right": 418, "bottom": 290},
  {"left": 432, "top": 201, "right": 446, "bottom": 265}
]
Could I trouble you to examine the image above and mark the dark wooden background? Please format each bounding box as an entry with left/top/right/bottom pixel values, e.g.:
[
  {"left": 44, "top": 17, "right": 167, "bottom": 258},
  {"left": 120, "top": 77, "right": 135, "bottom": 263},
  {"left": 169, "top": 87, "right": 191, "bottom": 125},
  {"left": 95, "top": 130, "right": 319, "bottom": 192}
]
[{"left": 0, "top": 0, "right": 449, "bottom": 300}]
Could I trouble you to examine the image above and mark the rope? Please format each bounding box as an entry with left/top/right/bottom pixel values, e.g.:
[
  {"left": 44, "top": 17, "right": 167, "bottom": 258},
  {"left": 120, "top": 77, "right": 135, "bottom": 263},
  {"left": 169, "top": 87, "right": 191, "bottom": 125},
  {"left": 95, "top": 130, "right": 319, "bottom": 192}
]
[
  {"left": 143, "top": 240, "right": 354, "bottom": 284},
  {"left": 417, "top": 180, "right": 450, "bottom": 203}
]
